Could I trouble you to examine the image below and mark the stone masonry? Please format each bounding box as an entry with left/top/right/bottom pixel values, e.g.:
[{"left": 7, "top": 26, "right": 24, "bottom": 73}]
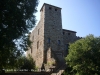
[{"left": 27, "top": 3, "right": 81, "bottom": 70}]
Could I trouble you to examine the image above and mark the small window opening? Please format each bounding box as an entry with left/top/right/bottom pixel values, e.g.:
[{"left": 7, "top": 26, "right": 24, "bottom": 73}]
[
  {"left": 37, "top": 41, "right": 39, "bottom": 49},
  {"left": 49, "top": 7, "right": 52, "bottom": 10},
  {"left": 63, "top": 32, "right": 65, "bottom": 35},
  {"left": 48, "top": 38, "right": 50, "bottom": 44},
  {"left": 68, "top": 33, "right": 70, "bottom": 35},
  {"left": 58, "top": 40, "right": 61, "bottom": 45},
  {"left": 55, "top": 9, "right": 57, "bottom": 11},
  {"left": 38, "top": 29, "right": 39, "bottom": 35}
]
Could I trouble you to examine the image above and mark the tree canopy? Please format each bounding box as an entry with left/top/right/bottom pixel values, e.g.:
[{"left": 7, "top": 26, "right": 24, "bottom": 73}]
[
  {"left": 65, "top": 34, "right": 100, "bottom": 75},
  {"left": 0, "top": 55, "right": 35, "bottom": 73},
  {"left": 0, "top": 0, "right": 38, "bottom": 69}
]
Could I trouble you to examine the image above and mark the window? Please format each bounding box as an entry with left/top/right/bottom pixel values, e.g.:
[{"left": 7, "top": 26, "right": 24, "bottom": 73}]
[
  {"left": 55, "top": 9, "right": 57, "bottom": 11},
  {"left": 37, "top": 41, "right": 39, "bottom": 49},
  {"left": 63, "top": 32, "right": 65, "bottom": 35},
  {"left": 48, "top": 38, "right": 50, "bottom": 44},
  {"left": 58, "top": 40, "right": 61, "bottom": 45},
  {"left": 68, "top": 33, "right": 70, "bottom": 35},
  {"left": 38, "top": 29, "right": 39, "bottom": 35},
  {"left": 49, "top": 7, "right": 52, "bottom": 10}
]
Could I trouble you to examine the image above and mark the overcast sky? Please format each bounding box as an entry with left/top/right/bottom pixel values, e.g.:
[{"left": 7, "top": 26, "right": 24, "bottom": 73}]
[{"left": 35, "top": 0, "right": 100, "bottom": 37}]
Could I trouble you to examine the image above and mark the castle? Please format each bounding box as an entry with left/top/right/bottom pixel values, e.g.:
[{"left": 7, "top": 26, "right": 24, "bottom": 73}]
[{"left": 27, "top": 3, "right": 81, "bottom": 71}]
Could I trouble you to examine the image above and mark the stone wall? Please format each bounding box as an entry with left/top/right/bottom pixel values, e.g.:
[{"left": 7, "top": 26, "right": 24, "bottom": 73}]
[
  {"left": 43, "top": 4, "right": 65, "bottom": 65},
  {"left": 27, "top": 5, "right": 45, "bottom": 68},
  {"left": 62, "top": 29, "right": 82, "bottom": 56}
]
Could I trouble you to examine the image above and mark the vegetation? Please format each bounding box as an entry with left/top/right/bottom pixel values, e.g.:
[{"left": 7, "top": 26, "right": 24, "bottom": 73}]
[
  {"left": 18, "top": 55, "right": 36, "bottom": 72},
  {"left": 1, "top": 55, "right": 36, "bottom": 73},
  {"left": 64, "top": 34, "right": 100, "bottom": 75},
  {"left": 0, "top": 0, "right": 38, "bottom": 70}
]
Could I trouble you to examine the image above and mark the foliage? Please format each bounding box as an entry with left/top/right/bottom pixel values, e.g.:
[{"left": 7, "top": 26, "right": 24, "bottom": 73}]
[
  {"left": 4, "top": 55, "right": 35, "bottom": 72},
  {"left": 20, "top": 55, "right": 35, "bottom": 71},
  {"left": 65, "top": 34, "right": 100, "bottom": 75},
  {"left": 0, "top": 0, "right": 38, "bottom": 69},
  {"left": 62, "top": 67, "right": 76, "bottom": 75}
]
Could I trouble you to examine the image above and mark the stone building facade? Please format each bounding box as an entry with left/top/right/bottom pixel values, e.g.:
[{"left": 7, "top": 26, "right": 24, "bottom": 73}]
[{"left": 27, "top": 3, "right": 81, "bottom": 69}]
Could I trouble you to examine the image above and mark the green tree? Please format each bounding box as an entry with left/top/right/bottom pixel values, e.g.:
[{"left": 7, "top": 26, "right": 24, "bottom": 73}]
[
  {"left": 0, "top": 0, "right": 38, "bottom": 69},
  {"left": 14, "top": 55, "right": 36, "bottom": 72},
  {"left": 20, "top": 55, "right": 35, "bottom": 72},
  {"left": 65, "top": 34, "right": 100, "bottom": 75},
  {"left": 4, "top": 55, "right": 35, "bottom": 72}
]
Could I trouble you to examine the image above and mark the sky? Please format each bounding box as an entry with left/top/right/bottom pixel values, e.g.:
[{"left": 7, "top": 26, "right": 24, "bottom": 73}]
[{"left": 35, "top": 0, "right": 100, "bottom": 37}]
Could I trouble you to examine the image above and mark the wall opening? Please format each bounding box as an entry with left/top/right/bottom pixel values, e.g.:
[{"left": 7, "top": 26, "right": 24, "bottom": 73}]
[
  {"left": 68, "top": 33, "right": 70, "bottom": 35},
  {"left": 49, "top": 7, "right": 52, "bottom": 10},
  {"left": 55, "top": 9, "right": 57, "bottom": 11},
  {"left": 58, "top": 40, "right": 61, "bottom": 45},
  {"left": 37, "top": 41, "right": 39, "bottom": 49},
  {"left": 48, "top": 38, "right": 50, "bottom": 44},
  {"left": 38, "top": 29, "right": 40, "bottom": 35},
  {"left": 63, "top": 32, "right": 65, "bottom": 35}
]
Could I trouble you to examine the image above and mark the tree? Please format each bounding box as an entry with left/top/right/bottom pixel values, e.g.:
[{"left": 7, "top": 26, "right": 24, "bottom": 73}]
[
  {"left": 20, "top": 55, "right": 35, "bottom": 72},
  {"left": 65, "top": 34, "right": 100, "bottom": 75},
  {"left": 0, "top": 0, "right": 38, "bottom": 69},
  {"left": 3, "top": 55, "right": 35, "bottom": 72}
]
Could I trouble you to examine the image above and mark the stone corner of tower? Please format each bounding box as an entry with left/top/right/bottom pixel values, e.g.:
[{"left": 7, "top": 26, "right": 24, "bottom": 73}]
[{"left": 40, "top": 3, "right": 62, "bottom": 12}]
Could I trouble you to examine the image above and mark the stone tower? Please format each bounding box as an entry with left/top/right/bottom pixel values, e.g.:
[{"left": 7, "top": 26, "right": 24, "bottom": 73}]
[
  {"left": 42, "top": 3, "right": 65, "bottom": 68},
  {"left": 27, "top": 3, "right": 81, "bottom": 70},
  {"left": 27, "top": 3, "right": 65, "bottom": 69}
]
